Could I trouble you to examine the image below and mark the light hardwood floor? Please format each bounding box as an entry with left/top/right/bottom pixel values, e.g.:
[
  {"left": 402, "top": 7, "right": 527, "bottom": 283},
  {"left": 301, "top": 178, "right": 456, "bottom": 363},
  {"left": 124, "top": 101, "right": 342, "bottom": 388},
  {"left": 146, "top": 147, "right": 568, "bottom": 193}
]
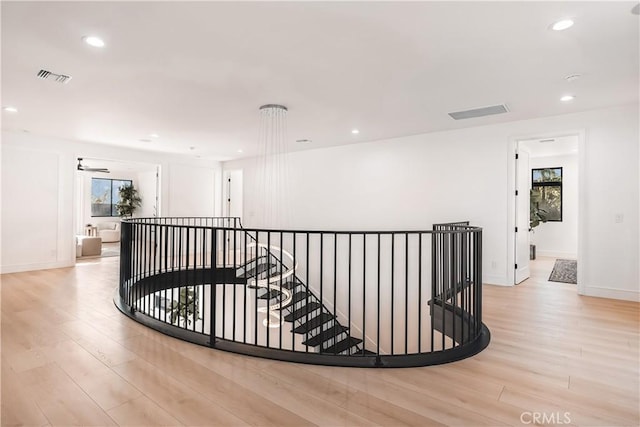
[{"left": 1, "top": 256, "right": 638, "bottom": 426}]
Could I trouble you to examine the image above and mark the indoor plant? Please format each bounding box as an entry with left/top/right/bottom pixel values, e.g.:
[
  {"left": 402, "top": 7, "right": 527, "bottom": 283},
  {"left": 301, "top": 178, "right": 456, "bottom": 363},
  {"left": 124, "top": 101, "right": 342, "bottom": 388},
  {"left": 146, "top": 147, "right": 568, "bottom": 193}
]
[
  {"left": 116, "top": 184, "right": 142, "bottom": 217},
  {"left": 165, "top": 286, "right": 200, "bottom": 326},
  {"left": 529, "top": 189, "right": 548, "bottom": 259}
]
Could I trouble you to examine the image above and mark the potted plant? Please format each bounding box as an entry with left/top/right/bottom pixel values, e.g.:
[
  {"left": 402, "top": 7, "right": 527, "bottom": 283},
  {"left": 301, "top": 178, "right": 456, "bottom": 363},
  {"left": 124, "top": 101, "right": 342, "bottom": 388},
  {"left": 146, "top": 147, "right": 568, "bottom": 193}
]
[
  {"left": 529, "top": 189, "right": 548, "bottom": 260},
  {"left": 165, "top": 287, "right": 200, "bottom": 327},
  {"left": 116, "top": 184, "right": 142, "bottom": 217}
]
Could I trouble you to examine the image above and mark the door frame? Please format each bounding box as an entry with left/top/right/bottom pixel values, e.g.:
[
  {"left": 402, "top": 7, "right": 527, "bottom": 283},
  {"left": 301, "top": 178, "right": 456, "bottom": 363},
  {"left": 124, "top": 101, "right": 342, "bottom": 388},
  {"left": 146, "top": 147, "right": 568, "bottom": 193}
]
[
  {"left": 73, "top": 156, "right": 162, "bottom": 264},
  {"left": 507, "top": 129, "right": 585, "bottom": 293},
  {"left": 222, "top": 169, "right": 243, "bottom": 220},
  {"left": 514, "top": 146, "right": 531, "bottom": 284}
]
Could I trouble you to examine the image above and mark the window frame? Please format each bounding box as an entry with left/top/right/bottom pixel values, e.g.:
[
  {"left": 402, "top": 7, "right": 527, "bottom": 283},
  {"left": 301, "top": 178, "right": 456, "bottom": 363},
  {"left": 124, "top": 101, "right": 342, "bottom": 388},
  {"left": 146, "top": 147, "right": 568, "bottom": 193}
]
[
  {"left": 531, "top": 167, "right": 563, "bottom": 222},
  {"left": 91, "top": 178, "right": 133, "bottom": 217}
]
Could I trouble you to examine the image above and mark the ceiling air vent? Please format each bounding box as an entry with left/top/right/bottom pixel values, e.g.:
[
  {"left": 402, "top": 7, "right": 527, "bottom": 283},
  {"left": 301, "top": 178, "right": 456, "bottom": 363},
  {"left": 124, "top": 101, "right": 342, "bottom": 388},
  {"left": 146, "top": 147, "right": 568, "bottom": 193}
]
[
  {"left": 37, "top": 69, "right": 72, "bottom": 84},
  {"left": 448, "top": 104, "right": 509, "bottom": 120}
]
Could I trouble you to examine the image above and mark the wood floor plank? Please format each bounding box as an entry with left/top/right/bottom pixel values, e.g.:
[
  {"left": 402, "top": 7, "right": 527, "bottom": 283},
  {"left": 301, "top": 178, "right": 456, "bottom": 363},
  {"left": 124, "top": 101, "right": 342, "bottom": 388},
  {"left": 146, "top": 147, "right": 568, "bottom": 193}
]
[
  {"left": 72, "top": 369, "right": 142, "bottom": 412},
  {"left": 107, "top": 395, "right": 183, "bottom": 426},
  {"left": 1, "top": 361, "right": 51, "bottom": 427},
  {"left": 262, "top": 363, "right": 447, "bottom": 426},
  {"left": 15, "top": 363, "right": 118, "bottom": 426},
  {"left": 120, "top": 333, "right": 317, "bottom": 426},
  {"left": 1, "top": 255, "right": 638, "bottom": 426},
  {"left": 112, "top": 358, "right": 251, "bottom": 426},
  {"left": 299, "top": 364, "right": 509, "bottom": 426},
  {"left": 58, "top": 319, "right": 139, "bottom": 367}
]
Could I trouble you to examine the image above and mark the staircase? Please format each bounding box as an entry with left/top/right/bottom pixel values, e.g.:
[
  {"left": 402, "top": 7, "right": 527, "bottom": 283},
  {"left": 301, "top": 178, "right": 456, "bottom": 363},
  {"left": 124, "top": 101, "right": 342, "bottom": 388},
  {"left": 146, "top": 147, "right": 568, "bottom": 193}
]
[{"left": 237, "top": 249, "right": 367, "bottom": 355}]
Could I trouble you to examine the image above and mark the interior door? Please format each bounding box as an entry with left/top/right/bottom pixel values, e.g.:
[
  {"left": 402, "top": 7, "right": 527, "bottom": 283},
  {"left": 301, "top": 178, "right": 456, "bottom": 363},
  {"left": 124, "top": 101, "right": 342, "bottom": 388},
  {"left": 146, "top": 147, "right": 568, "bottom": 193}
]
[
  {"left": 515, "top": 148, "right": 531, "bottom": 284},
  {"left": 224, "top": 170, "right": 243, "bottom": 220}
]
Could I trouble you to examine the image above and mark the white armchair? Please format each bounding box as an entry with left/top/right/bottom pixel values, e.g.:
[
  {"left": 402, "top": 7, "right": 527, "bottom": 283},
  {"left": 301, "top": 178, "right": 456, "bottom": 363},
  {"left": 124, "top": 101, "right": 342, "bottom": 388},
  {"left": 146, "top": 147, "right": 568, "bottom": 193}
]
[{"left": 97, "top": 221, "right": 121, "bottom": 243}]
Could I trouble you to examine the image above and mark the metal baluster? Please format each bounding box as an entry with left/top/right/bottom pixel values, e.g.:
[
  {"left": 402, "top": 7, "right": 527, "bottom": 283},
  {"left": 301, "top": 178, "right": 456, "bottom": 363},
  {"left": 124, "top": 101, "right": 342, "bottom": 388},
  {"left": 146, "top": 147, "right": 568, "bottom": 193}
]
[
  {"left": 210, "top": 228, "right": 217, "bottom": 347},
  {"left": 319, "top": 233, "right": 324, "bottom": 351},
  {"left": 232, "top": 226, "right": 237, "bottom": 341},
  {"left": 418, "top": 233, "right": 422, "bottom": 354},
  {"left": 333, "top": 233, "right": 337, "bottom": 353},
  {"left": 305, "top": 233, "right": 309, "bottom": 353},
  {"left": 363, "top": 233, "right": 367, "bottom": 356},
  {"left": 405, "top": 232, "right": 409, "bottom": 354},
  {"left": 377, "top": 233, "right": 380, "bottom": 356},
  {"left": 279, "top": 231, "right": 283, "bottom": 350},
  {"left": 391, "top": 233, "right": 394, "bottom": 355},
  {"left": 431, "top": 231, "right": 436, "bottom": 353},
  {"left": 292, "top": 232, "right": 296, "bottom": 352},
  {"left": 348, "top": 234, "right": 352, "bottom": 352}
]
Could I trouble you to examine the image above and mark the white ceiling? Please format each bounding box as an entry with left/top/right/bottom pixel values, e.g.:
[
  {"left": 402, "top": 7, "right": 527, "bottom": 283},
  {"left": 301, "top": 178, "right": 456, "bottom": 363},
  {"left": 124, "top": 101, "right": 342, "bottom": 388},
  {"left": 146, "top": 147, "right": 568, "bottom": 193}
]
[{"left": 2, "top": 2, "right": 638, "bottom": 161}]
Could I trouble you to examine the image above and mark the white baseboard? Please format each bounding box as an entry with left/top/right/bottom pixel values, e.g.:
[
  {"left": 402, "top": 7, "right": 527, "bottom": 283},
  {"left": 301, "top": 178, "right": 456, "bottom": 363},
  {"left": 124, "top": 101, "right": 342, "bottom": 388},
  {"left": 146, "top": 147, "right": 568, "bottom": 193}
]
[
  {"left": 536, "top": 250, "right": 577, "bottom": 259},
  {"left": 1, "top": 260, "right": 74, "bottom": 274},
  {"left": 580, "top": 285, "right": 640, "bottom": 302},
  {"left": 483, "top": 274, "right": 512, "bottom": 286}
]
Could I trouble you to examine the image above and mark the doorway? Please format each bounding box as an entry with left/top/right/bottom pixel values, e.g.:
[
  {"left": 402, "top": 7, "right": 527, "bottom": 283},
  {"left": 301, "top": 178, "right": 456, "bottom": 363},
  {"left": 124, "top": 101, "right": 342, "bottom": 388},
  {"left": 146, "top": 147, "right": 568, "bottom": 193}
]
[
  {"left": 74, "top": 157, "right": 161, "bottom": 260},
  {"left": 223, "top": 169, "right": 243, "bottom": 220},
  {"left": 513, "top": 133, "right": 580, "bottom": 286}
]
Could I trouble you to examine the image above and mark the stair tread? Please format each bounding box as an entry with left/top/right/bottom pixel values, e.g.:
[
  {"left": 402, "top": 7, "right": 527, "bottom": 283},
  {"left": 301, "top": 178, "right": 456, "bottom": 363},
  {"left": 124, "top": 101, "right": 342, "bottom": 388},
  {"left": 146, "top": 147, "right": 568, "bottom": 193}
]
[
  {"left": 281, "top": 280, "right": 302, "bottom": 290},
  {"left": 238, "top": 262, "right": 274, "bottom": 278},
  {"left": 293, "top": 313, "right": 334, "bottom": 334},
  {"left": 291, "top": 291, "right": 312, "bottom": 304},
  {"left": 322, "top": 337, "right": 363, "bottom": 354},
  {"left": 249, "top": 280, "right": 300, "bottom": 291},
  {"left": 283, "top": 302, "right": 321, "bottom": 322},
  {"left": 257, "top": 289, "right": 281, "bottom": 300},
  {"left": 302, "top": 325, "right": 348, "bottom": 347}
]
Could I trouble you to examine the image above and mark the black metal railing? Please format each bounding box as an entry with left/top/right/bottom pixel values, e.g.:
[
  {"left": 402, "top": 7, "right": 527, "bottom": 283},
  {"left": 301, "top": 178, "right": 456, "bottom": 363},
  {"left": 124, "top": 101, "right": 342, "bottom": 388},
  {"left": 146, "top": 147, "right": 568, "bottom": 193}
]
[{"left": 115, "top": 217, "right": 490, "bottom": 367}]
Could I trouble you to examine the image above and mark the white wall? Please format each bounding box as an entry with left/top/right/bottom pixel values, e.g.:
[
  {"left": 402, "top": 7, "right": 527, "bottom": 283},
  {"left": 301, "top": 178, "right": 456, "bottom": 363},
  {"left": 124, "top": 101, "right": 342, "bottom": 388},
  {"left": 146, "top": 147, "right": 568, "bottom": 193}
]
[
  {"left": 166, "top": 164, "right": 216, "bottom": 217},
  {"left": 529, "top": 154, "right": 578, "bottom": 258},
  {"left": 223, "top": 104, "right": 639, "bottom": 301},
  {"left": 1, "top": 131, "right": 222, "bottom": 273},
  {"left": 1, "top": 147, "right": 68, "bottom": 269},
  {"left": 136, "top": 169, "right": 158, "bottom": 218}
]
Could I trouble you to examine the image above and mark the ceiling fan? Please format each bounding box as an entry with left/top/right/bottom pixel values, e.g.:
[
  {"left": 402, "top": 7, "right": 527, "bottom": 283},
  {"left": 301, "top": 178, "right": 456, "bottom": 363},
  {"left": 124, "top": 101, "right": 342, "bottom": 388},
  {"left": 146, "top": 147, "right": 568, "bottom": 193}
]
[{"left": 77, "top": 158, "right": 110, "bottom": 173}]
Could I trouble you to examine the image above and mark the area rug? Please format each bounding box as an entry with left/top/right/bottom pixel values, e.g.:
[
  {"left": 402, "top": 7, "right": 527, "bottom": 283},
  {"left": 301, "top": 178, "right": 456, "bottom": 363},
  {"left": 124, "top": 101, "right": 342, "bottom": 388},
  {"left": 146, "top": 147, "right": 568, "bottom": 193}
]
[
  {"left": 99, "top": 242, "right": 120, "bottom": 258},
  {"left": 101, "top": 245, "right": 120, "bottom": 258},
  {"left": 549, "top": 259, "right": 577, "bottom": 284}
]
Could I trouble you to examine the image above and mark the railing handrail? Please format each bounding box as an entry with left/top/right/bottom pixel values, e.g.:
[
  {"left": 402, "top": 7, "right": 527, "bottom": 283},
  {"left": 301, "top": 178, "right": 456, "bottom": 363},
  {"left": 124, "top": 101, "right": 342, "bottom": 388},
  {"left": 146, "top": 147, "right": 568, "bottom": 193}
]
[
  {"left": 121, "top": 217, "right": 480, "bottom": 235},
  {"left": 115, "top": 216, "right": 490, "bottom": 367}
]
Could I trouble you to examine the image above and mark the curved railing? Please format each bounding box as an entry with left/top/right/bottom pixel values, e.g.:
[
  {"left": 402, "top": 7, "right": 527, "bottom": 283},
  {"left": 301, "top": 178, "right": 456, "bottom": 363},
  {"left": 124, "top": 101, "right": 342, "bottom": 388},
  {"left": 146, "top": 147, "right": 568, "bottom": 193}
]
[{"left": 115, "top": 217, "right": 490, "bottom": 367}]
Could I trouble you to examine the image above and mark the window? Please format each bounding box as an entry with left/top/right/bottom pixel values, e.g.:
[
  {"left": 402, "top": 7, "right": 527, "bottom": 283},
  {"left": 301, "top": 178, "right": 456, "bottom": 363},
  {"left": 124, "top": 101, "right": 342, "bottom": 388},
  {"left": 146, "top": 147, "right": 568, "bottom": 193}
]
[
  {"left": 531, "top": 167, "right": 562, "bottom": 221},
  {"left": 91, "top": 178, "right": 132, "bottom": 217}
]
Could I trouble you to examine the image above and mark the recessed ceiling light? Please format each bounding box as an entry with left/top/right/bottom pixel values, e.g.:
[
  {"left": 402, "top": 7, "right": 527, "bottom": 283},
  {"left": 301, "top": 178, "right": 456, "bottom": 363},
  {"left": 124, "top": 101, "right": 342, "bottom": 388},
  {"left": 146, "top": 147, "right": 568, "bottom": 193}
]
[
  {"left": 296, "top": 139, "right": 312, "bottom": 144},
  {"left": 551, "top": 19, "right": 574, "bottom": 31},
  {"left": 560, "top": 95, "right": 575, "bottom": 102},
  {"left": 351, "top": 129, "right": 360, "bottom": 134},
  {"left": 237, "top": 149, "right": 243, "bottom": 153},
  {"left": 189, "top": 146, "right": 195, "bottom": 151},
  {"left": 82, "top": 36, "right": 105, "bottom": 48},
  {"left": 3, "top": 106, "right": 18, "bottom": 113},
  {"left": 149, "top": 133, "right": 159, "bottom": 138}
]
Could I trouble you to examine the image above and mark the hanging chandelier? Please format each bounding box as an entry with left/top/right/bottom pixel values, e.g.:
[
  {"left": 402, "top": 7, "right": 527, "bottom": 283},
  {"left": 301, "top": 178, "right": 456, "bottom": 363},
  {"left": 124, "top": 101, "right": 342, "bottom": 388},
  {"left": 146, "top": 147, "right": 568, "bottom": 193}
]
[{"left": 254, "top": 104, "right": 291, "bottom": 229}]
